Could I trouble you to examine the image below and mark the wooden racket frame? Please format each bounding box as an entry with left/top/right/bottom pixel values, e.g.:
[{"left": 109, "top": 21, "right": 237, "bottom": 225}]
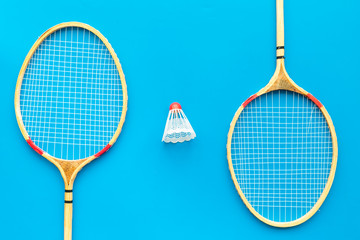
[
  {"left": 226, "top": 0, "right": 338, "bottom": 227},
  {"left": 14, "top": 22, "right": 128, "bottom": 239}
]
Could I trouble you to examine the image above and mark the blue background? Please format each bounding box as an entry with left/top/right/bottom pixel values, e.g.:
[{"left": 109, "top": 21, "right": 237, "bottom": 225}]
[{"left": 1, "top": 0, "right": 359, "bottom": 239}]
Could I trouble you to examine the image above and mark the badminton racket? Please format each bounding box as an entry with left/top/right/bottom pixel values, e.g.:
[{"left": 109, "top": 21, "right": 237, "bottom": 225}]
[
  {"left": 15, "top": 22, "right": 127, "bottom": 239},
  {"left": 227, "top": 0, "right": 337, "bottom": 227}
]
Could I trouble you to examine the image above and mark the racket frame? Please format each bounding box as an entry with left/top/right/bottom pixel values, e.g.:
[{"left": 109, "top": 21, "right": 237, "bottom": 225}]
[
  {"left": 14, "top": 22, "right": 127, "bottom": 239},
  {"left": 226, "top": 0, "right": 338, "bottom": 228}
]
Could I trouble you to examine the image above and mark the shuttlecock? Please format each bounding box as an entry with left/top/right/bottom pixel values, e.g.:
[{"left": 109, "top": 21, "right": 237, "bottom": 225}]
[{"left": 162, "top": 102, "right": 196, "bottom": 143}]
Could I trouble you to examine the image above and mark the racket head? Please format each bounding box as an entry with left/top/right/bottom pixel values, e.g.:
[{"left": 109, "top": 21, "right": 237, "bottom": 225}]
[
  {"left": 227, "top": 61, "right": 338, "bottom": 227},
  {"left": 14, "top": 22, "right": 127, "bottom": 186}
]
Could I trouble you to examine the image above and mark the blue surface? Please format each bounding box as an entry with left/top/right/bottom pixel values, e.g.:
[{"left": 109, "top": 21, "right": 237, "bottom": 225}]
[{"left": 0, "top": 0, "right": 359, "bottom": 239}]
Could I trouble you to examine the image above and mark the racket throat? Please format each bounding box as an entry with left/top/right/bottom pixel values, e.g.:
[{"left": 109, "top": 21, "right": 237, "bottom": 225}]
[
  {"left": 56, "top": 158, "right": 88, "bottom": 188},
  {"left": 258, "top": 61, "right": 303, "bottom": 94}
]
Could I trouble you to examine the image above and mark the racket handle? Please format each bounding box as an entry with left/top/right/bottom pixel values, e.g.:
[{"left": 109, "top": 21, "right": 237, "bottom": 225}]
[
  {"left": 276, "top": 0, "right": 285, "bottom": 59},
  {"left": 64, "top": 189, "right": 73, "bottom": 240}
]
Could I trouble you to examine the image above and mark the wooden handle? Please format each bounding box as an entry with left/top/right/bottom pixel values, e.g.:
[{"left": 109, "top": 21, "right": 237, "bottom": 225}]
[
  {"left": 276, "top": 0, "right": 285, "bottom": 59},
  {"left": 64, "top": 189, "right": 73, "bottom": 240}
]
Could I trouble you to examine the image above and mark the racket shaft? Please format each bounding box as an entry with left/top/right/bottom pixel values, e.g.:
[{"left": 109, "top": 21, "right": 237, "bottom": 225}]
[
  {"left": 64, "top": 190, "right": 73, "bottom": 240},
  {"left": 276, "top": 0, "right": 285, "bottom": 57}
]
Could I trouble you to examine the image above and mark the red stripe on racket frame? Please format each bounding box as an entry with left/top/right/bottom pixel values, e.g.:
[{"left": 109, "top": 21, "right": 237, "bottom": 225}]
[
  {"left": 94, "top": 144, "right": 111, "bottom": 158},
  {"left": 27, "top": 138, "right": 44, "bottom": 155},
  {"left": 307, "top": 93, "right": 323, "bottom": 108},
  {"left": 242, "top": 94, "right": 258, "bottom": 108}
]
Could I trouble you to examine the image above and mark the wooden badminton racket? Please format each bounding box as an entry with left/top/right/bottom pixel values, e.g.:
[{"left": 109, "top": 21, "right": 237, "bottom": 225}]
[
  {"left": 227, "top": 0, "right": 337, "bottom": 227},
  {"left": 15, "top": 22, "right": 127, "bottom": 239}
]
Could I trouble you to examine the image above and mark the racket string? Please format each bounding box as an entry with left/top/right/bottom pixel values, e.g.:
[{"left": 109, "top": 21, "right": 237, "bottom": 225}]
[
  {"left": 20, "top": 27, "right": 123, "bottom": 160},
  {"left": 231, "top": 90, "right": 332, "bottom": 223}
]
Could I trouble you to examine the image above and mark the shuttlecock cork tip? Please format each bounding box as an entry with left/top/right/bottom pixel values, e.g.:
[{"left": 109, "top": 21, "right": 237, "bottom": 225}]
[{"left": 170, "top": 102, "right": 182, "bottom": 110}]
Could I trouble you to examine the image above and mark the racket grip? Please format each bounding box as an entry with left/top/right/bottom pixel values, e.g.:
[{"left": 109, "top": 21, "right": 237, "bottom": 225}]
[
  {"left": 276, "top": 0, "right": 285, "bottom": 58},
  {"left": 64, "top": 189, "right": 73, "bottom": 240}
]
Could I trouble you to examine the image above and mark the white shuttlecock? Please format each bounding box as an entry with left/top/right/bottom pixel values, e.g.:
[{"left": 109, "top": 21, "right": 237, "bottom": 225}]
[{"left": 162, "top": 102, "right": 196, "bottom": 143}]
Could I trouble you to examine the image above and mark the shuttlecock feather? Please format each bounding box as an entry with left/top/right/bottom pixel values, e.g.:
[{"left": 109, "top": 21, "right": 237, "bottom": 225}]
[{"left": 162, "top": 102, "right": 196, "bottom": 143}]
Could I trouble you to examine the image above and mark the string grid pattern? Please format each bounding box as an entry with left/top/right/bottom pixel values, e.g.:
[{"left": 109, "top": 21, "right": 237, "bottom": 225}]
[
  {"left": 231, "top": 90, "right": 332, "bottom": 223},
  {"left": 20, "top": 27, "right": 123, "bottom": 160}
]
